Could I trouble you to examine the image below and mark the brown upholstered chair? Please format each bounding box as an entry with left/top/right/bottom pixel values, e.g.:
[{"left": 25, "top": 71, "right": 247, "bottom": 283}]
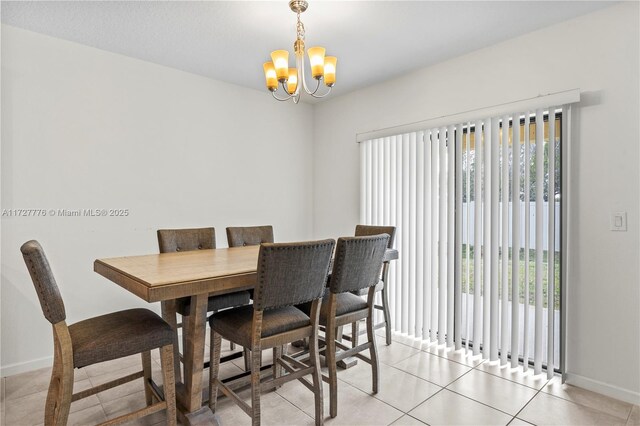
[
  {"left": 157, "top": 228, "right": 251, "bottom": 358},
  {"left": 351, "top": 225, "right": 396, "bottom": 345},
  {"left": 226, "top": 225, "right": 274, "bottom": 247},
  {"left": 299, "top": 234, "right": 389, "bottom": 418},
  {"left": 20, "top": 240, "right": 177, "bottom": 426},
  {"left": 208, "top": 239, "right": 335, "bottom": 426}
]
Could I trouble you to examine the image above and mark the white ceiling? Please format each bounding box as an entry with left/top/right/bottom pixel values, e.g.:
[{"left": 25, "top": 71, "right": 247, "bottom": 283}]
[{"left": 1, "top": 1, "right": 614, "bottom": 102}]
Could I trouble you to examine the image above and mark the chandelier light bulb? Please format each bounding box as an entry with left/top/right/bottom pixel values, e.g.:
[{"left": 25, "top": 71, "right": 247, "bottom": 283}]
[
  {"left": 323, "top": 56, "right": 337, "bottom": 87},
  {"left": 307, "top": 47, "right": 326, "bottom": 79},
  {"left": 287, "top": 68, "right": 298, "bottom": 94},
  {"left": 263, "top": 62, "right": 278, "bottom": 91},
  {"left": 270, "top": 50, "right": 290, "bottom": 82}
]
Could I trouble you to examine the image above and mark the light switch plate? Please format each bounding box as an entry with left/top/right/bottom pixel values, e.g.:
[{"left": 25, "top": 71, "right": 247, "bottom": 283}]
[{"left": 610, "top": 211, "right": 627, "bottom": 231}]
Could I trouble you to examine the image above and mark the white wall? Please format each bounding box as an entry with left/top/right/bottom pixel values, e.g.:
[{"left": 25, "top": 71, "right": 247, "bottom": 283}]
[
  {"left": 0, "top": 25, "right": 314, "bottom": 375},
  {"left": 313, "top": 3, "right": 639, "bottom": 403}
]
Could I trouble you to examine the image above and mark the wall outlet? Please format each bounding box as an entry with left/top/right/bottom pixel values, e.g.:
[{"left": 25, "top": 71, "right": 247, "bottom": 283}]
[{"left": 610, "top": 211, "right": 627, "bottom": 231}]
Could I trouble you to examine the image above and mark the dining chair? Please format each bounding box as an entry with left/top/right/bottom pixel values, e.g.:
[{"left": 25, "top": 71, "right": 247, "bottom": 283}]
[
  {"left": 350, "top": 225, "right": 396, "bottom": 346},
  {"left": 20, "top": 240, "right": 177, "bottom": 426},
  {"left": 226, "top": 225, "right": 275, "bottom": 367},
  {"left": 298, "top": 234, "right": 389, "bottom": 418},
  {"left": 208, "top": 239, "right": 335, "bottom": 426},
  {"left": 157, "top": 227, "right": 251, "bottom": 365},
  {"left": 226, "top": 225, "right": 274, "bottom": 247}
]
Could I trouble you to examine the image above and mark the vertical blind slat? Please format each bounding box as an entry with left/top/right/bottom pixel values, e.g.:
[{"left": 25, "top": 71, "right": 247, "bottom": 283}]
[
  {"left": 500, "top": 115, "right": 510, "bottom": 366},
  {"left": 511, "top": 114, "right": 522, "bottom": 368},
  {"left": 409, "top": 133, "right": 417, "bottom": 335},
  {"left": 490, "top": 117, "right": 500, "bottom": 361},
  {"left": 523, "top": 113, "right": 531, "bottom": 371},
  {"left": 547, "top": 107, "right": 556, "bottom": 378},
  {"left": 482, "top": 119, "right": 492, "bottom": 359},
  {"left": 534, "top": 109, "right": 544, "bottom": 375},
  {"left": 472, "top": 120, "right": 483, "bottom": 355},
  {"left": 454, "top": 124, "right": 463, "bottom": 350},
  {"left": 424, "top": 130, "right": 433, "bottom": 340},
  {"left": 416, "top": 132, "right": 425, "bottom": 338},
  {"left": 402, "top": 134, "right": 410, "bottom": 333},
  {"left": 396, "top": 136, "right": 402, "bottom": 330},
  {"left": 447, "top": 125, "right": 456, "bottom": 347},
  {"left": 438, "top": 127, "right": 447, "bottom": 344},
  {"left": 431, "top": 131, "right": 439, "bottom": 342},
  {"left": 465, "top": 123, "right": 471, "bottom": 351},
  {"left": 372, "top": 139, "right": 378, "bottom": 225}
]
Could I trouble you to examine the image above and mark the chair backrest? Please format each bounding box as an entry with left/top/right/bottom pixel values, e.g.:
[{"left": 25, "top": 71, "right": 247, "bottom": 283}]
[
  {"left": 253, "top": 239, "right": 335, "bottom": 311},
  {"left": 20, "top": 240, "right": 66, "bottom": 324},
  {"left": 157, "top": 227, "right": 216, "bottom": 253},
  {"left": 328, "top": 235, "right": 389, "bottom": 294},
  {"left": 354, "top": 225, "right": 396, "bottom": 249},
  {"left": 226, "top": 226, "right": 274, "bottom": 247}
]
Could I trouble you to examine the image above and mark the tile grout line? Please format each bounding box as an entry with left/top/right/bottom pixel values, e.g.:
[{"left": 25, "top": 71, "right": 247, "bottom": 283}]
[
  {"left": 443, "top": 386, "right": 521, "bottom": 419},
  {"left": 441, "top": 365, "right": 547, "bottom": 419},
  {"left": 510, "top": 376, "right": 552, "bottom": 421}
]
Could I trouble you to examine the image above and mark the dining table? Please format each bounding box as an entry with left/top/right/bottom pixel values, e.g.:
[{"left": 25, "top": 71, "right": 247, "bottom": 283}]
[{"left": 94, "top": 244, "right": 398, "bottom": 425}]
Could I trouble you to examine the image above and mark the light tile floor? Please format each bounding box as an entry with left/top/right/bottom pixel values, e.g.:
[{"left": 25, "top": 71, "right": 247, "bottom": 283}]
[{"left": 2, "top": 330, "right": 638, "bottom": 426}]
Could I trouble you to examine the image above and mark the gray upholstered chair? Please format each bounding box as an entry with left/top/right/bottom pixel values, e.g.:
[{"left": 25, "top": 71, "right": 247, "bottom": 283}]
[
  {"left": 225, "top": 225, "right": 275, "bottom": 366},
  {"left": 226, "top": 225, "right": 274, "bottom": 247},
  {"left": 351, "top": 225, "right": 396, "bottom": 345},
  {"left": 299, "top": 234, "right": 389, "bottom": 418},
  {"left": 20, "top": 240, "right": 177, "bottom": 426},
  {"left": 157, "top": 228, "right": 251, "bottom": 357},
  {"left": 208, "top": 239, "right": 335, "bottom": 426}
]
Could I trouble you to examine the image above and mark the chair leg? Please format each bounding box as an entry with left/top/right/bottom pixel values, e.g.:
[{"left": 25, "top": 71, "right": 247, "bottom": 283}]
[
  {"left": 367, "top": 313, "right": 380, "bottom": 394},
  {"left": 141, "top": 351, "right": 153, "bottom": 406},
  {"left": 45, "top": 339, "right": 73, "bottom": 426},
  {"left": 351, "top": 321, "right": 359, "bottom": 348},
  {"left": 208, "top": 331, "right": 222, "bottom": 412},
  {"left": 326, "top": 325, "right": 338, "bottom": 418},
  {"left": 309, "top": 333, "right": 324, "bottom": 426},
  {"left": 243, "top": 348, "right": 251, "bottom": 371},
  {"left": 230, "top": 342, "right": 236, "bottom": 350},
  {"left": 272, "top": 346, "right": 283, "bottom": 385},
  {"left": 159, "top": 344, "right": 177, "bottom": 426},
  {"left": 335, "top": 326, "right": 343, "bottom": 343},
  {"left": 181, "top": 314, "right": 190, "bottom": 362},
  {"left": 381, "top": 284, "right": 392, "bottom": 345},
  {"left": 250, "top": 344, "right": 262, "bottom": 426}
]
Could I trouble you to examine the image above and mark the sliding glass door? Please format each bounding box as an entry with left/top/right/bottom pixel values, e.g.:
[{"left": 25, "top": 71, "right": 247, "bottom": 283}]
[{"left": 360, "top": 106, "right": 565, "bottom": 377}]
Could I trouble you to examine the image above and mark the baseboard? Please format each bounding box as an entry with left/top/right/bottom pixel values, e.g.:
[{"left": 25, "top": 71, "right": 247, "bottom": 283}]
[
  {"left": 565, "top": 372, "right": 640, "bottom": 405},
  {"left": 1, "top": 355, "right": 53, "bottom": 377}
]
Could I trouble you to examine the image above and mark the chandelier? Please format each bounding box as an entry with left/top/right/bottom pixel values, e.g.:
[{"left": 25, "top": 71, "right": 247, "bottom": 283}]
[{"left": 262, "top": 0, "right": 337, "bottom": 103}]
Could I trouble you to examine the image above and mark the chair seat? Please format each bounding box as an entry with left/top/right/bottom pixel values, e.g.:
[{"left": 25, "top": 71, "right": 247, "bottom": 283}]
[
  {"left": 175, "top": 291, "right": 251, "bottom": 316},
  {"left": 209, "top": 305, "right": 310, "bottom": 348},
  {"left": 69, "top": 308, "right": 174, "bottom": 368},
  {"left": 299, "top": 290, "right": 368, "bottom": 324}
]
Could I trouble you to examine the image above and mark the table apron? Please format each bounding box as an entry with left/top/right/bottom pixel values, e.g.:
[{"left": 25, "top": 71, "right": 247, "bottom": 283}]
[{"left": 94, "top": 261, "right": 256, "bottom": 303}]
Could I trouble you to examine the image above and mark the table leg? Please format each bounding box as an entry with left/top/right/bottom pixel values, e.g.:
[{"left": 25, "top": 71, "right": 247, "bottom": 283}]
[
  {"left": 182, "top": 293, "right": 213, "bottom": 423},
  {"left": 161, "top": 300, "right": 182, "bottom": 383}
]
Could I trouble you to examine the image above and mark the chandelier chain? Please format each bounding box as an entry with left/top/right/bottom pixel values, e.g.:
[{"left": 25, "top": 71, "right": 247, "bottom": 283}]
[{"left": 296, "top": 12, "right": 305, "bottom": 41}]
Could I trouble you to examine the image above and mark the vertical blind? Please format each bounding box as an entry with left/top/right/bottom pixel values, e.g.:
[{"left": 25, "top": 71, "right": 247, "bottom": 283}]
[{"left": 360, "top": 104, "right": 570, "bottom": 376}]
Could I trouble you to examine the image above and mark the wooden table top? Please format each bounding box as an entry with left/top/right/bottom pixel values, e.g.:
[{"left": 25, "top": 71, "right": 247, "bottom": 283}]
[{"left": 94, "top": 245, "right": 398, "bottom": 303}]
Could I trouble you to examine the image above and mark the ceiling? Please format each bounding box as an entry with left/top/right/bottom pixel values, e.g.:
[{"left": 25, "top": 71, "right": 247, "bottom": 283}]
[{"left": 1, "top": 1, "right": 613, "bottom": 102}]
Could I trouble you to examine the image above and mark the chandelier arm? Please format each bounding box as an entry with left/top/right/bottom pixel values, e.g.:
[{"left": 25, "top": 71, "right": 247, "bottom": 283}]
[
  {"left": 307, "top": 85, "right": 333, "bottom": 99},
  {"left": 307, "top": 78, "right": 321, "bottom": 95},
  {"left": 299, "top": 54, "right": 316, "bottom": 95},
  {"left": 271, "top": 89, "right": 294, "bottom": 102}
]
